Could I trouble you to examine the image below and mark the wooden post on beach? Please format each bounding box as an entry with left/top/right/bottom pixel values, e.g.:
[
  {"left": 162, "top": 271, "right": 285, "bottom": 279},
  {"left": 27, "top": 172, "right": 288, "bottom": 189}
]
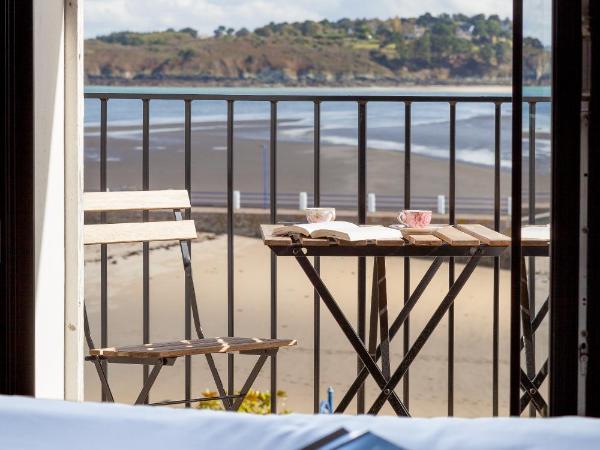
[
  {"left": 437, "top": 195, "right": 446, "bottom": 215},
  {"left": 233, "top": 190, "right": 241, "bottom": 210},
  {"left": 299, "top": 192, "right": 308, "bottom": 211},
  {"left": 368, "top": 193, "right": 376, "bottom": 213}
]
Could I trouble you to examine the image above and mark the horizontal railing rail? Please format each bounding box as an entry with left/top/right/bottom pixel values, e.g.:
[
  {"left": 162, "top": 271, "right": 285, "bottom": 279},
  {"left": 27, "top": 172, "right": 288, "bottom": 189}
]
[
  {"left": 190, "top": 191, "right": 550, "bottom": 214},
  {"left": 85, "top": 91, "right": 548, "bottom": 103},
  {"left": 85, "top": 89, "right": 551, "bottom": 416}
]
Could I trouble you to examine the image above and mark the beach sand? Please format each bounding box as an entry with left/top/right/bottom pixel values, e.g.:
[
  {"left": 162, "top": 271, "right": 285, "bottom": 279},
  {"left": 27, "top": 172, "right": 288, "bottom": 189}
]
[
  {"left": 84, "top": 123, "right": 551, "bottom": 201},
  {"left": 84, "top": 234, "right": 549, "bottom": 417},
  {"left": 83, "top": 111, "right": 550, "bottom": 416}
]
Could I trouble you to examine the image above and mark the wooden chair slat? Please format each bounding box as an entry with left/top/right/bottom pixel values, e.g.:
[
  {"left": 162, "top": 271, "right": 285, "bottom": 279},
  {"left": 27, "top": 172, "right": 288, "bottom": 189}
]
[
  {"left": 456, "top": 224, "right": 511, "bottom": 246},
  {"left": 84, "top": 190, "right": 190, "bottom": 212},
  {"left": 84, "top": 220, "right": 197, "bottom": 245},
  {"left": 90, "top": 336, "right": 297, "bottom": 358}
]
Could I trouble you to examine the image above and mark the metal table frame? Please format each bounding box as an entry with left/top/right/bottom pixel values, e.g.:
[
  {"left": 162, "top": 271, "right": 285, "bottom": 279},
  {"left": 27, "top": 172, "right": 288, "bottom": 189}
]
[{"left": 268, "top": 239, "right": 549, "bottom": 416}]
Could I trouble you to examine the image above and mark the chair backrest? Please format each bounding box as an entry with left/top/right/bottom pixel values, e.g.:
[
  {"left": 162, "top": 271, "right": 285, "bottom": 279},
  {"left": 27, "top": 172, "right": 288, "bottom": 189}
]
[
  {"left": 83, "top": 189, "right": 206, "bottom": 349},
  {"left": 83, "top": 190, "right": 196, "bottom": 245}
]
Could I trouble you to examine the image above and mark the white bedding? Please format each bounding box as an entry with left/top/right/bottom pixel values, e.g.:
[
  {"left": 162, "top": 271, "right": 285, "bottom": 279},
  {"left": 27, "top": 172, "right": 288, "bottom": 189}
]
[{"left": 1, "top": 396, "right": 599, "bottom": 450}]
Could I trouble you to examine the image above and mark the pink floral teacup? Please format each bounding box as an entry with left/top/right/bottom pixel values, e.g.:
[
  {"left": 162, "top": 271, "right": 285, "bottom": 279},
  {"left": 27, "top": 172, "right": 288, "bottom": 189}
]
[
  {"left": 398, "top": 210, "right": 432, "bottom": 228},
  {"left": 305, "top": 207, "right": 336, "bottom": 223}
]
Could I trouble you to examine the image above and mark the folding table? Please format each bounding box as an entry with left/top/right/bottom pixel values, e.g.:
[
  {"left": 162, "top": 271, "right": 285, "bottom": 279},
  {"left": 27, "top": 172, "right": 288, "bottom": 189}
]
[{"left": 261, "top": 224, "right": 549, "bottom": 416}]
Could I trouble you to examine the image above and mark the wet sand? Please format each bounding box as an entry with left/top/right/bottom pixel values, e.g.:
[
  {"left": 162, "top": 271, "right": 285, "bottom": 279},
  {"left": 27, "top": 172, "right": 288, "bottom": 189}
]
[{"left": 84, "top": 124, "right": 551, "bottom": 204}]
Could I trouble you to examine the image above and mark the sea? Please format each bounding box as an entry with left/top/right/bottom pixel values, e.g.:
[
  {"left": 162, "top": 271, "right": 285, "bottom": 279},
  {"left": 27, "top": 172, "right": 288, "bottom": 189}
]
[{"left": 84, "top": 86, "right": 552, "bottom": 170}]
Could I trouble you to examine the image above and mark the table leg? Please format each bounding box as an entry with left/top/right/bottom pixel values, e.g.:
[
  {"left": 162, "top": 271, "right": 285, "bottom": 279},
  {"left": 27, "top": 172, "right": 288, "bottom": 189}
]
[
  {"left": 519, "top": 258, "right": 549, "bottom": 417},
  {"left": 367, "top": 251, "right": 482, "bottom": 415},
  {"left": 376, "top": 258, "right": 391, "bottom": 380},
  {"left": 369, "top": 259, "right": 380, "bottom": 359},
  {"left": 292, "top": 247, "right": 410, "bottom": 416},
  {"left": 369, "top": 257, "right": 390, "bottom": 380},
  {"left": 520, "top": 258, "right": 536, "bottom": 416},
  {"left": 336, "top": 257, "right": 445, "bottom": 413}
]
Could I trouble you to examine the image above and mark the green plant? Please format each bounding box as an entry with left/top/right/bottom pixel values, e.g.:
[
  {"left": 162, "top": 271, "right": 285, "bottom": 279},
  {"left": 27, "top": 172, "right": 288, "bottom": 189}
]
[{"left": 195, "top": 389, "right": 289, "bottom": 414}]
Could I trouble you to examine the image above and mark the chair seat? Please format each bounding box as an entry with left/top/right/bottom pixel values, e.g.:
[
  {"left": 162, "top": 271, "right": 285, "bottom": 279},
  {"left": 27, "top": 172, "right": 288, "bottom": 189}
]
[{"left": 89, "top": 336, "right": 297, "bottom": 358}]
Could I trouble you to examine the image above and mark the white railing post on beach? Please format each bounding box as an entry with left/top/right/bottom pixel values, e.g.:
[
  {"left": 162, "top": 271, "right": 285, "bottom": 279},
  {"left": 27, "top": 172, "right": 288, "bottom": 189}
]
[
  {"left": 233, "top": 190, "right": 241, "bottom": 210},
  {"left": 368, "top": 193, "right": 376, "bottom": 213},
  {"left": 437, "top": 194, "right": 446, "bottom": 215},
  {"left": 507, "top": 196, "right": 512, "bottom": 217},
  {"left": 299, "top": 192, "right": 308, "bottom": 211}
]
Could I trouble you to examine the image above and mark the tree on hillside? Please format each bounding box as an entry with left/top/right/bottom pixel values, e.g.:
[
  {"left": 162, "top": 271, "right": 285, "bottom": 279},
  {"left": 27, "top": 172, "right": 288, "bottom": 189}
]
[
  {"left": 495, "top": 41, "right": 511, "bottom": 64},
  {"left": 300, "top": 20, "right": 321, "bottom": 37},
  {"left": 178, "top": 48, "right": 196, "bottom": 62},
  {"left": 414, "top": 31, "right": 432, "bottom": 65},
  {"left": 214, "top": 25, "right": 226, "bottom": 38},
  {"left": 235, "top": 27, "right": 250, "bottom": 37},
  {"left": 395, "top": 34, "right": 411, "bottom": 61},
  {"left": 179, "top": 27, "right": 197, "bottom": 38}
]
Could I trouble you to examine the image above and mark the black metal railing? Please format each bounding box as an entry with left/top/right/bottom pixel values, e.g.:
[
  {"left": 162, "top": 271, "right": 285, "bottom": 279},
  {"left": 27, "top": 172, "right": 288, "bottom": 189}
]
[{"left": 85, "top": 90, "right": 551, "bottom": 415}]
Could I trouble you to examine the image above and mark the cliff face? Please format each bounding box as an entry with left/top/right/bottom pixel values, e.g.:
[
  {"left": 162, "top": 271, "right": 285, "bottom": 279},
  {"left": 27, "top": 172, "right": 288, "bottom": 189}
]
[
  {"left": 86, "top": 37, "right": 395, "bottom": 86},
  {"left": 85, "top": 19, "right": 550, "bottom": 86}
]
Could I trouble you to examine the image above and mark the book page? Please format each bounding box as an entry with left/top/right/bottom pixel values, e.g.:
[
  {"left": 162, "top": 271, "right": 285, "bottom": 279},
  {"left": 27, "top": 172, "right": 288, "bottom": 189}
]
[
  {"left": 347, "top": 226, "right": 403, "bottom": 241},
  {"left": 272, "top": 221, "right": 358, "bottom": 237}
]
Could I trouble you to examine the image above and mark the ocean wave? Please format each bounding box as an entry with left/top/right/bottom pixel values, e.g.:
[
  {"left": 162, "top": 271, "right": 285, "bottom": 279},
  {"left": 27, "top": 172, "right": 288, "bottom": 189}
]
[{"left": 321, "top": 134, "right": 518, "bottom": 168}]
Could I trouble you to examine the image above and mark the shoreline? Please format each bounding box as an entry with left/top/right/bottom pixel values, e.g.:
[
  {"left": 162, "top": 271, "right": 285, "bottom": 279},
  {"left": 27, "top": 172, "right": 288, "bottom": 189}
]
[{"left": 85, "top": 83, "right": 515, "bottom": 94}]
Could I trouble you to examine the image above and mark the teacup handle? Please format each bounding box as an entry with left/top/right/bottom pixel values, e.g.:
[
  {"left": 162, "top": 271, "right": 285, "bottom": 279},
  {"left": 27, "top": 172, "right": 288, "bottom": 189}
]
[{"left": 398, "top": 211, "right": 407, "bottom": 225}]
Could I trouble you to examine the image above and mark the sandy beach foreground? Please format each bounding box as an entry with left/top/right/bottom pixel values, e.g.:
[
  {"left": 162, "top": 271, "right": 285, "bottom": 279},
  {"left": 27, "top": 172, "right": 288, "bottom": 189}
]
[{"left": 84, "top": 234, "right": 549, "bottom": 416}]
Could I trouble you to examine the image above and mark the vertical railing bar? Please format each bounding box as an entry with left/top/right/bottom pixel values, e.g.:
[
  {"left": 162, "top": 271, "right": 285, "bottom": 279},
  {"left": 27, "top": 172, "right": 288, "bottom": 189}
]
[
  {"left": 403, "top": 101, "right": 412, "bottom": 410},
  {"left": 510, "top": 0, "right": 524, "bottom": 416},
  {"left": 227, "top": 100, "right": 235, "bottom": 398},
  {"left": 184, "top": 99, "right": 192, "bottom": 407},
  {"left": 493, "top": 102, "right": 501, "bottom": 416},
  {"left": 527, "top": 101, "right": 537, "bottom": 417},
  {"left": 100, "top": 98, "right": 108, "bottom": 402},
  {"left": 448, "top": 101, "right": 457, "bottom": 417},
  {"left": 357, "top": 100, "right": 367, "bottom": 414},
  {"left": 270, "top": 101, "right": 278, "bottom": 414},
  {"left": 313, "top": 100, "right": 321, "bottom": 413},
  {"left": 142, "top": 98, "right": 150, "bottom": 403}
]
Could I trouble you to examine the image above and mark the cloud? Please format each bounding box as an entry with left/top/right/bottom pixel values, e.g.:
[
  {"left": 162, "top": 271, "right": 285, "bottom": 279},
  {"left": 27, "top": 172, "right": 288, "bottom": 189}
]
[{"left": 84, "top": 0, "right": 551, "bottom": 44}]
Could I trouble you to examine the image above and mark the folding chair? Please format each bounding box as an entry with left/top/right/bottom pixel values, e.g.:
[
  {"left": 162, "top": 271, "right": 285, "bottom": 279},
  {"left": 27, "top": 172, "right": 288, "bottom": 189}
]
[{"left": 83, "top": 189, "right": 296, "bottom": 409}]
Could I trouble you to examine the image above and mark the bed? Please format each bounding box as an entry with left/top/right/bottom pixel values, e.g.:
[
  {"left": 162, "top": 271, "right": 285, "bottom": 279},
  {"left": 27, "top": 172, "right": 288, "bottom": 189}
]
[{"left": 1, "top": 396, "right": 598, "bottom": 449}]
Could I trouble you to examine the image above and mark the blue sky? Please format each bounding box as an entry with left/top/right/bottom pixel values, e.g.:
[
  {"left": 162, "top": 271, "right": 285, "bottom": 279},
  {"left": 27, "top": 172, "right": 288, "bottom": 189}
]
[{"left": 84, "top": 0, "right": 551, "bottom": 44}]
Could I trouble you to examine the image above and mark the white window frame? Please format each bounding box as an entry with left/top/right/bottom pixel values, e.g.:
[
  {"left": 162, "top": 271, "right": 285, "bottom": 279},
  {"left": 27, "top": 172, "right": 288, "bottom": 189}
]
[{"left": 34, "top": 0, "right": 84, "bottom": 400}]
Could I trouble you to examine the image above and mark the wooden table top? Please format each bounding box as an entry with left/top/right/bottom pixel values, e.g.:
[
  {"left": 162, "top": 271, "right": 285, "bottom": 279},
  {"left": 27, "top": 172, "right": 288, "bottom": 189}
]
[
  {"left": 261, "top": 224, "right": 549, "bottom": 247},
  {"left": 260, "top": 224, "right": 549, "bottom": 258}
]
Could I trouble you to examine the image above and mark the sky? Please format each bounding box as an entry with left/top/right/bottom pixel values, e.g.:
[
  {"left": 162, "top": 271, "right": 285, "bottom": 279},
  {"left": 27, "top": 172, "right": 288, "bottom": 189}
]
[{"left": 84, "top": 0, "right": 552, "bottom": 44}]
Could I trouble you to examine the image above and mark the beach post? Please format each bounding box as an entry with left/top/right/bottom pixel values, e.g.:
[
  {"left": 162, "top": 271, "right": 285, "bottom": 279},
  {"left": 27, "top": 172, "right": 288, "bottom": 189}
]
[
  {"left": 233, "top": 190, "right": 241, "bottom": 210},
  {"left": 368, "top": 193, "right": 376, "bottom": 213},
  {"left": 299, "top": 192, "right": 308, "bottom": 211},
  {"left": 437, "top": 195, "right": 446, "bottom": 215}
]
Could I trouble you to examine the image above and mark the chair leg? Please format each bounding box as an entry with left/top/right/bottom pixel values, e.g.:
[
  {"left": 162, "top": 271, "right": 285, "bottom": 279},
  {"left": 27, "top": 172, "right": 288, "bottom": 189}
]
[
  {"left": 92, "top": 358, "right": 115, "bottom": 402},
  {"left": 135, "top": 359, "right": 165, "bottom": 405},
  {"left": 231, "top": 351, "right": 273, "bottom": 411},
  {"left": 203, "top": 354, "right": 233, "bottom": 410}
]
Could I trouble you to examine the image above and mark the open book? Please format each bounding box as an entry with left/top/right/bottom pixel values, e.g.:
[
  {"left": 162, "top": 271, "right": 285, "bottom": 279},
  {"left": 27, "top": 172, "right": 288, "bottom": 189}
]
[{"left": 272, "top": 221, "right": 402, "bottom": 242}]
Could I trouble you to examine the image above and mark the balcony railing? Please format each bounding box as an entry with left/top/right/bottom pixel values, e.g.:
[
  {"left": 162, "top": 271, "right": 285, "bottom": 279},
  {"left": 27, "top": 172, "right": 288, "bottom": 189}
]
[{"left": 84, "top": 90, "right": 551, "bottom": 415}]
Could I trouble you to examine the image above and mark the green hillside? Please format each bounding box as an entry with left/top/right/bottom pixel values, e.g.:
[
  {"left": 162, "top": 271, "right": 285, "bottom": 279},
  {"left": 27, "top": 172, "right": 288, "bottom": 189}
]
[{"left": 85, "top": 14, "right": 550, "bottom": 86}]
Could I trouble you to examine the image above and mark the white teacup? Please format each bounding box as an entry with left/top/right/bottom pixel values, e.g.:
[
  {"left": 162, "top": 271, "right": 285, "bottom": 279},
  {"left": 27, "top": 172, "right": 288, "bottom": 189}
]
[{"left": 305, "top": 207, "right": 336, "bottom": 223}]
